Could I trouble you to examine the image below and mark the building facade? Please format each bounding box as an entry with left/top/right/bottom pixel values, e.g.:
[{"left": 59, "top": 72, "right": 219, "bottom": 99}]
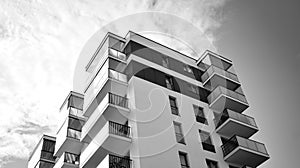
[{"left": 28, "top": 31, "right": 269, "bottom": 168}]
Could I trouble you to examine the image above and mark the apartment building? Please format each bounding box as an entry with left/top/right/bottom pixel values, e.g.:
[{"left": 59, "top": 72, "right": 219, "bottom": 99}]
[{"left": 28, "top": 31, "right": 270, "bottom": 168}]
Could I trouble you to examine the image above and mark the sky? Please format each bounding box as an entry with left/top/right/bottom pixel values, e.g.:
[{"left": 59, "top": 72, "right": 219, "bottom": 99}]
[{"left": 0, "top": 0, "right": 299, "bottom": 168}]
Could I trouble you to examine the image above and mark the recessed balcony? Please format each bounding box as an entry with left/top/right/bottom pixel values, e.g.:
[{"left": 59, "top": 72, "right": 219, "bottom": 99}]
[
  {"left": 214, "top": 109, "right": 258, "bottom": 138},
  {"left": 202, "top": 65, "right": 240, "bottom": 91},
  {"left": 81, "top": 92, "right": 129, "bottom": 142},
  {"left": 54, "top": 116, "right": 84, "bottom": 157},
  {"left": 221, "top": 135, "right": 269, "bottom": 167},
  {"left": 80, "top": 121, "right": 131, "bottom": 168},
  {"left": 207, "top": 86, "right": 249, "bottom": 113},
  {"left": 53, "top": 152, "right": 80, "bottom": 168}
]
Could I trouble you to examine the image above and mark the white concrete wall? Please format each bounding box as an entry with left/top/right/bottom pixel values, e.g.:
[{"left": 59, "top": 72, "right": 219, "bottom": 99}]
[
  {"left": 27, "top": 140, "right": 43, "bottom": 168},
  {"left": 128, "top": 76, "right": 231, "bottom": 168}
]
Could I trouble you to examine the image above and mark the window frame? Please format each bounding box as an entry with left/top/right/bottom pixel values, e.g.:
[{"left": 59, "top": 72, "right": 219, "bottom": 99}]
[
  {"left": 206, "top": 159, "right": 219, "bottom": 168},
  {"left": 174, "top": 122, "right": 185, "bottom": 144},
  {"left": 169, "top": 96, "right": 179, "bottom": 115},
  {"left": 199, "top": 130, "right": 216, "bottom": 153},
  {"left": 179, "top": 151, "right": 189, "bottom": 168},
  {"left": 193, "top": 105, "right": 207, "bottom": 125}
]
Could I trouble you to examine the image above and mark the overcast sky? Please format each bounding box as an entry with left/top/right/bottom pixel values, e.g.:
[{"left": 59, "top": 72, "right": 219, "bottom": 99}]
[{"left": 0, "top": 0, "right": 299, "bottom": 168}]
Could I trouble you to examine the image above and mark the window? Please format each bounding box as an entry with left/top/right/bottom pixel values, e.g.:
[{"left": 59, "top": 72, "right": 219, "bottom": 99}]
[
  {"left": 183, "top": 64, "right": 193, "bottom": 73},
  {"left": 193, "top": 105, "right": 207, "bottom": 124},
  {"left": 174, "top": 122, "right": 185, "bottom": 144},
  {"left": 206, "top": 159, "right": 218, "bottom": 168},
  {"left": 165, "top": 75, "right": 175, "bottom": 90},
  {"left": 169, "top": 96, "right": 179, "bottom": 115},
  {"left": 199, "top": 130, "right": 215, "bottom": 153},
  {"left": 179, "top": 152, "right": 189, "bottom": 168},
  {"left": 162, "top": 56, "right": 169, "bottom": 68},
  {"left": 188, "top": 84, "right": 199, "bottom": 94}
]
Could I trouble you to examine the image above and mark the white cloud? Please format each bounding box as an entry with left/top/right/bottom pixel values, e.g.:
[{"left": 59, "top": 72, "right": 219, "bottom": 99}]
[{"left": 0, "top": 0, "right": 228, "bottom": 166}]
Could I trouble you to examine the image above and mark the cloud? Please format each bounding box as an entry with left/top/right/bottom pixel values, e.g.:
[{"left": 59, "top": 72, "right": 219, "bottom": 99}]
[{"left": 0, "top": 0, "right": 229, "bottom": 167}]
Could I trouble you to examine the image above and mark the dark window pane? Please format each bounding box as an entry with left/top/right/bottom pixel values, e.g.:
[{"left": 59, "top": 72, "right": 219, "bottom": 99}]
[
  {"left": 169, "top": 96, "right": 179, "bottom": 115},
  {"left": 179, "top": 152, "right": 189, "bottom": 168},
  {"left": 193, "top": 105, "right": 207, "bottom": 124},
  {"left": 68, "top": 117, "right": 83, "bottom": 131},
  {"left": 200, "top": 130, "right": 215, "bottom": 152},
  {"left": 42, "top": 139, "right": 55, "bottom": 153},
  {"left": 206, "top": 159, "right": 218, "bottom": 168}
]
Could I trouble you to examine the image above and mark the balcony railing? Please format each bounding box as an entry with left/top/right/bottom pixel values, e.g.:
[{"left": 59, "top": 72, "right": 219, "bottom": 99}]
[
  {"left": 84, "top": 63, "right": 127, "bottom": 110},
  {"left": 54, "top": 152, "right": 80, "bottom": 168},
  {"left": 69, "top": 107, "right": 84, "bottom": 117},
  {"left": 64, "top": 152, "right": 80, "bottom": 165},
  {"left": 222, "top": 135, "right": 268, "bottom": 157},
  {"left": 108, "top": 48, "right": 126, "bottom": 61},
  {"left": 40, "top": 150, "right": 55, "bottom": 161},
  {"left": 208, "top": 86, "right": 248, "bottom": 105},
  {"left": 67, "top": 128, "right": 81, "bottom": 140},
  {"left": 109, "top": 121, "right": 130, "bottom": 138},
  {"left": 35, "top": 160, "right": 54, "bottom": 168},
  {"left": 109, "top": 154, "right": 131, "bottom": 168},
  {"left": 109, "top": 93, "right": 128, "bottom": 108},
  {"left": 215, "top": 109, "right": 257, "bottom": 129},
  {"left": 202, "top": 65, "right": 239, "bottom": 84},
  {"left": 108, "top": 69, "right": 127, "bottom": 83}
]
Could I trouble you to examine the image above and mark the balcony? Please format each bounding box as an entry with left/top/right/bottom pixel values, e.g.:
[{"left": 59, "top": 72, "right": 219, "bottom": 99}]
[
  {"left": 197, "top": 50, "right": 233, "bottom": 70},
  {"left": 40, "top": 151, "right": 55, "bottom": 162},
  {"left": 85, "top": 47, "right": 126, "bottom": 90},
  {"left": 59, "top": 92, "right": 84, "bottom": 118},
  {"left": 81, "top": 92, "right": 129, "bottom": 142},
  {"left": 34, "top": 160, "right": 55, "bottom": 168},
  {"left": 84, "top": 59, "right": 128, "bottom": 113},
  {"left": 221, "top": 135, "right": 269, "bottom": 167},
  {"left": 54, "top": 116, "right": 84, "bottom": 157},
  {"left": 214, "top": 109, "right": 258, "bottom": 138},
  {"left": 53, "top": 152, "right": 79, "bottom": 168},
  {"left": 207, "top": 86, "right": 249, "bottom": 113},
  {"left": 202, "top": 66, "right": 240, "bottom": 91},
  {"left": 96, "top": 154, "right": 131, "bottom": 168},
  {"left": 80, "top": 121, "right": 131, "bottom": 168}
]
